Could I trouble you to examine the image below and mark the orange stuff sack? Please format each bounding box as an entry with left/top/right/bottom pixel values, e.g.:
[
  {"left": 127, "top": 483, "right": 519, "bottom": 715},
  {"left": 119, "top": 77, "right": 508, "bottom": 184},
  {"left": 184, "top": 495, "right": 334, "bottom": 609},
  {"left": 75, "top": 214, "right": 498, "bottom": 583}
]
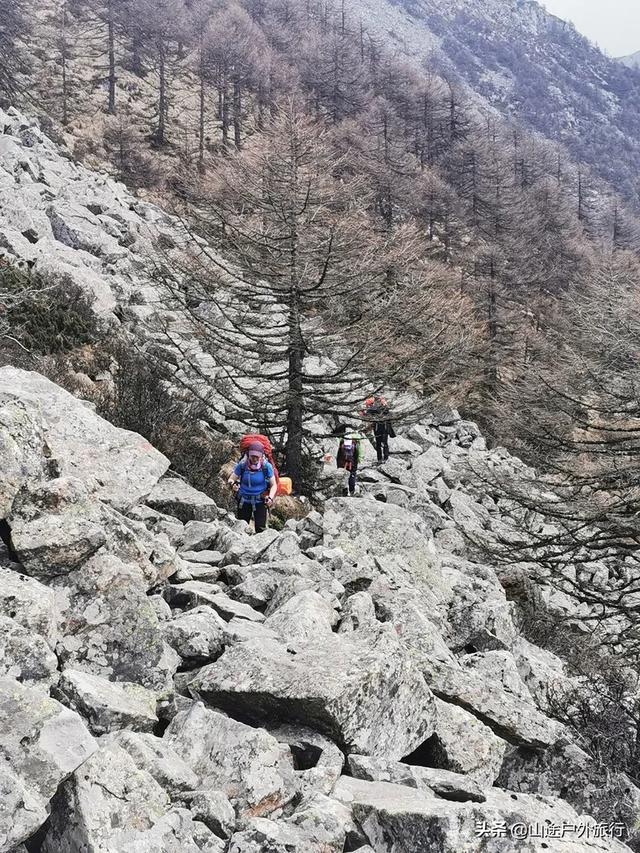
[{"left": 277, "top": 476, "right": 293, "bottom": 496}]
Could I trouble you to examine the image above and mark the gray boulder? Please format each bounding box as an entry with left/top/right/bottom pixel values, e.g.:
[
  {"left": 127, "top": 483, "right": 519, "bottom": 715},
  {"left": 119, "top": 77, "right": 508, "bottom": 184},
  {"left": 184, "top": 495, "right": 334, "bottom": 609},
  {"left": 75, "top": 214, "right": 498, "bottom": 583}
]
[
  {"left": 9, "top": 476, "right": 179, "bottom": 588},
  {"left": 263, "top": 590, "right": 337, "bottom": 646},
  {"left": 165, "top": 703, "right": 296, "bottom": 817},
  {"left": 10, "top": 514, "right": 106, "bottom": 577},
  {"left": 110, "top": 731, "right": 199, "bottom": 797},
  {"left": 0, "top": 397, "right": 49, "bottom": 517},
  {"left": 512, "top": 637, "right": 569, "bottom": 713},
  {"left": 219, "top": 529, "right": 281, "bottom": 567},
  {"left": 0, "top": 567, "right": 58, "bottom": 645},
  {"left": 0, "top": 368, "right": 169, "bottom": 511},
  {"left": 443, "top": 559, "right": 517, "bottom": 653},
  {"left": 269, "top": 723, "right": 344, "bottom": 798},
  {"left": 179, "top": 521, "right": 224, "bottom": 552},
  {"left": 497, "top": 741, "right": 640, "bottom": 848},
  {"left": 55, "top": 669, "right": 158, "bottom": 735},
  {"left": 187, "top": 625, "right": 436, "bottom": 758},
  {"left": 146, "top": 476, "right": 218, "bottom": 522},
  {"left": 53, "top": 552, "right": 179, "bottom": 692},
  {"left": 0, "top": 677, "right": 97, "bottom": 853},
  {"left": 228, "top": 795, "right": 352, "bottom": 853},
  {"left": 116, "top": 808, "right": 221, "bottom": 852},
  {"left": 178, "top": 789, "right": 236, "bottom": 838},
  {"left": 347, "top": 754, "right": 486, "bottom": 802},
  {"left": 161, "top": 606, "right": 227, "bottom": 662},
  {"left": 323, "top": 499, "right": 434, "bottom": 568},
  {"left": 435, "top": 651, "right": 562, "bottom": 749},
  {"left": 0, "top": 614, "right": 58, "bottom": 688},
  {"left": 166, "top": 583, "right": 264, "bottom": 622},
  {"left": 334, "top": 777, "right": 631, "bottom": 853},
  {"left": 337, "top": 592, "right": 377, "bottom": 633},
  {"left": 427, "top": 698, "right": 507, "bottom": 788},
  {"left": 40, "top": 741, "right": 171, "bottom": 852}
]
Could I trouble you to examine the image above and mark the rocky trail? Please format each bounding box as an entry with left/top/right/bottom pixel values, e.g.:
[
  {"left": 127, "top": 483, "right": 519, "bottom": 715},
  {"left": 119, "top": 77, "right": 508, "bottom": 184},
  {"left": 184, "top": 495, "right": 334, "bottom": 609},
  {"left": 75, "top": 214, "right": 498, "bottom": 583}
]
[{"left": 1, "top": 364, "right": 637, "bottom": 853}]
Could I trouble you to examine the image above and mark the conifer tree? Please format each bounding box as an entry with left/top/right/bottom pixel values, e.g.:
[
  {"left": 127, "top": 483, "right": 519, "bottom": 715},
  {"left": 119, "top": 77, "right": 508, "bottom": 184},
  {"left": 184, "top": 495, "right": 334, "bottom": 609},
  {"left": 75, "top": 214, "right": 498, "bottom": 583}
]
[{"left": 0, "top": 0, "right": 29, "bottom": 102}]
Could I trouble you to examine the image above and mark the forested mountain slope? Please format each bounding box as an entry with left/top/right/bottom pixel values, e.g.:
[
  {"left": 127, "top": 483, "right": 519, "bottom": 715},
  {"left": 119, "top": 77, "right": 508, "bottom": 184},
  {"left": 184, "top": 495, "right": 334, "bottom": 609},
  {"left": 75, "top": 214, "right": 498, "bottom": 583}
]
[
  {"left": 3, "top": 0, "right": 640, "bottom": 459},
  {"left": 357, "top": 0, "right": 640, "bottom": 209}
]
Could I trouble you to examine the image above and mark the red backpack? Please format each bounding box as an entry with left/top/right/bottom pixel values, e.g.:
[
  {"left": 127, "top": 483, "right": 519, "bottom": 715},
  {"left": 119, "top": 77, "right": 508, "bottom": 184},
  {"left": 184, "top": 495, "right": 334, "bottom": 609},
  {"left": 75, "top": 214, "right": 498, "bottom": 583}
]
[{"left": 239, "top": 434, "right": 290, "bottom": 496}]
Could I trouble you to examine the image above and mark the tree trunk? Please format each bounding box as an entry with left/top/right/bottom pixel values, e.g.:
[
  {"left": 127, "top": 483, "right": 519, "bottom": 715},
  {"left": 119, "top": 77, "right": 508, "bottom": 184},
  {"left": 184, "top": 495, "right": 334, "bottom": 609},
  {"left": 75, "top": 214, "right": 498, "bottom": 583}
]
[
  {"left": 233, "top": 79, "right": 242, "bottom": 148},
  {"left": 60, "top": 0, "right": 69, "bottom": 126},
  {"left": 107, "top": 0, "right": 116, "bottom": 114},
  {"left": 157, "top": 41, "right": 166, "bottom": 145},
  {"left": 198, "top": 40, "right": 206, "bottom": 168},
  {"left": 485, "top": 256, "right": 498, "bottom": 394},
  {"left": 285, "top": 134, "right": 304, "bottom": 485},
  {"left": 221, "top": 69, "right": 229, "bottom": 148}
]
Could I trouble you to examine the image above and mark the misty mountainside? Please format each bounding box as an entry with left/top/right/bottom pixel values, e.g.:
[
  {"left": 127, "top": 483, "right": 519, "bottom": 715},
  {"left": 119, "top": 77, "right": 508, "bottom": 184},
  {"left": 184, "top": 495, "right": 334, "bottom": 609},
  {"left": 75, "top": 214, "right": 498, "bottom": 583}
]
[
  {"left": 620, "top": 51, "right": 640, "bottom": 70},
  {"left": 352, "top": 0, "right": 640, "bottom": 208}
]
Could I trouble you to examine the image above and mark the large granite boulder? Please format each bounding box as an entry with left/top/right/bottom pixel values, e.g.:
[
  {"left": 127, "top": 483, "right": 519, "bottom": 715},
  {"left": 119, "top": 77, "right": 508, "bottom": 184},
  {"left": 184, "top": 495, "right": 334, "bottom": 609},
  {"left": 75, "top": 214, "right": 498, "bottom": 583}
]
[
  {"left": 55, "top": 669, "right": 158, "bottom": 735},
  {"left": 334, "top": 777, "right": 631, "bottom": 853},
  {"left": 0, "top": 368, "right": 169, "bottom": 510},
  {"left": 53, "top": 553, "right": 179, "bottom": 692},
  {"left": 164, "top": 703, "right": 296, "bottom": 817},
  {"left": 187, "top": 625, "right": 436, "bottom": 759},
  {"left": 0, "top": 677, "right": 96, "bottom": 853}
]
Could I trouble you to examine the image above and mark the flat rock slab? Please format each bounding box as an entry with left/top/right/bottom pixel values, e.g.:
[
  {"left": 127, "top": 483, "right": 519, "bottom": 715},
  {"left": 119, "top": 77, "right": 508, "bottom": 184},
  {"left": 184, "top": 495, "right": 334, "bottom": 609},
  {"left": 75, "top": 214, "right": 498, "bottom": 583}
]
[
  {"left": 56, "top": 669, "right": 158, "bottom": 735},
  {"left": 146, "top": 477, "right": 218, "bottom": 522},
  {"left": 166, "top": 583, "right": 264, "bottom": 622},
  {"left": 187, "top": 626, "right": 435, "bottom": 758},
  {"left": 435, "top": 660, "right": 562, "bottom": 749},
  {"left": 322, "top": 499, "right": 435, "bottom": 571},
  {"left": 0, "top": 368, "right": 169, "bottom": 510},
  {"left": 179, "top": 550, "right": 224, "bottom": 566},
  {"left": 333, "top": 777, "right": 632, "bottom": 853},
  {"left": 348, "top": 754, "right": 486, "bottom": 803}
]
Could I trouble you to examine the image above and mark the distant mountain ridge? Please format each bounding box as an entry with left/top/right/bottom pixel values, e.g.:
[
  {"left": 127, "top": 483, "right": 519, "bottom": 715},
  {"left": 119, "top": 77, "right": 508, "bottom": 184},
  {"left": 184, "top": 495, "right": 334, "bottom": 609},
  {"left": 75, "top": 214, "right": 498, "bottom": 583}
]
[
  {"left": 619, "top": 50, "right": 640, "bottom": 69},
  {"left": 352, "top": 0, "right": 640, "bottom": 208}
]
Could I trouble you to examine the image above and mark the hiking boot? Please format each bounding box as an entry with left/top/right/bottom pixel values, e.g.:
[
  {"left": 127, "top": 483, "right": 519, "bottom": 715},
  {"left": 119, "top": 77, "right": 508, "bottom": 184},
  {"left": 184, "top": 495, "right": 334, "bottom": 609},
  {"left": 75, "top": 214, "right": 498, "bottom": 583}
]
[
  {"left": 342, "top": 487, "right": 349, "bottom": 497},
  {"left": 349, "top": 490, "right": 356, "bottom": 497}
]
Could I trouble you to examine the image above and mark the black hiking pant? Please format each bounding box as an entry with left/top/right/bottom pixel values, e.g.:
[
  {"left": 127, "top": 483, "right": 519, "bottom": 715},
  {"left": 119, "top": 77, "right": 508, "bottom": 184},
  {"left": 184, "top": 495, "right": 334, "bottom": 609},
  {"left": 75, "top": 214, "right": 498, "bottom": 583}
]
[
  {"left": 374, "top": 421, "right": 393, "bottom": 461},
  {"left": 375, "top": 434, "right": 389, "bottom": 462},
  {"left": 237, "top": 500, "right": 268, "bottom": 533},
  {"left": 342, "top": 461, "right": 358, "bottom": 495}
]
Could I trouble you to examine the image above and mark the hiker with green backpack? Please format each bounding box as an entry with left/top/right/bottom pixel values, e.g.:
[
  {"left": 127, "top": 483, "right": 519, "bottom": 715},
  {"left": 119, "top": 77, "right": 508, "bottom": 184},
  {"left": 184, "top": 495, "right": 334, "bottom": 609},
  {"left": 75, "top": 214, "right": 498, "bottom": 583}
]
[{"left": 336, "top": 427, "right": 366, "bottom": 497}]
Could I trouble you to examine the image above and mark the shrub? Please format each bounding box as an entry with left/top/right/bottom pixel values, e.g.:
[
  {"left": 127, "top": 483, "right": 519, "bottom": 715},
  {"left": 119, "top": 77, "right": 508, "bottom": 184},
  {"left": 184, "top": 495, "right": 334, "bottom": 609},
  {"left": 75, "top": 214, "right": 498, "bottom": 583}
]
[{"left": 1, "top": 262, "right": 99, "bottom": 356}]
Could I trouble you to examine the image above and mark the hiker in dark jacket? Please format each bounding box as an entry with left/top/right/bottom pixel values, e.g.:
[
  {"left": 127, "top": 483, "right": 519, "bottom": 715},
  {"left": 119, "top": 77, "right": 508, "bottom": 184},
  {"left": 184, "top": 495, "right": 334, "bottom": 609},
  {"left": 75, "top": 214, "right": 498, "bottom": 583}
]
[
  {"left": 336, "top": 428, "right": 365, "bottom": 496},
  {"left": 227, "top": 442, "right": 277, "bottom": 533},
  {"left": 362, "top": 395, "right": 395, "bottom": 462},
  {"left": 373, "top": 418, "right": 395, "bottom": 463}
]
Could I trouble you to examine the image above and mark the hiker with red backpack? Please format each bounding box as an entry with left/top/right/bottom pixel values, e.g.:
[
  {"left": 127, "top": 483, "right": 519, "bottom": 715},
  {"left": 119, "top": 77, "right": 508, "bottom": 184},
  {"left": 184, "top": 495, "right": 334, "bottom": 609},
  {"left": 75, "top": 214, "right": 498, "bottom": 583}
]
[
  {"left": 336, "top": 427, "right": 365, "bottom": 497},
  {"left": 227, "top": 439, "right": 278, "bottom": 533}
]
